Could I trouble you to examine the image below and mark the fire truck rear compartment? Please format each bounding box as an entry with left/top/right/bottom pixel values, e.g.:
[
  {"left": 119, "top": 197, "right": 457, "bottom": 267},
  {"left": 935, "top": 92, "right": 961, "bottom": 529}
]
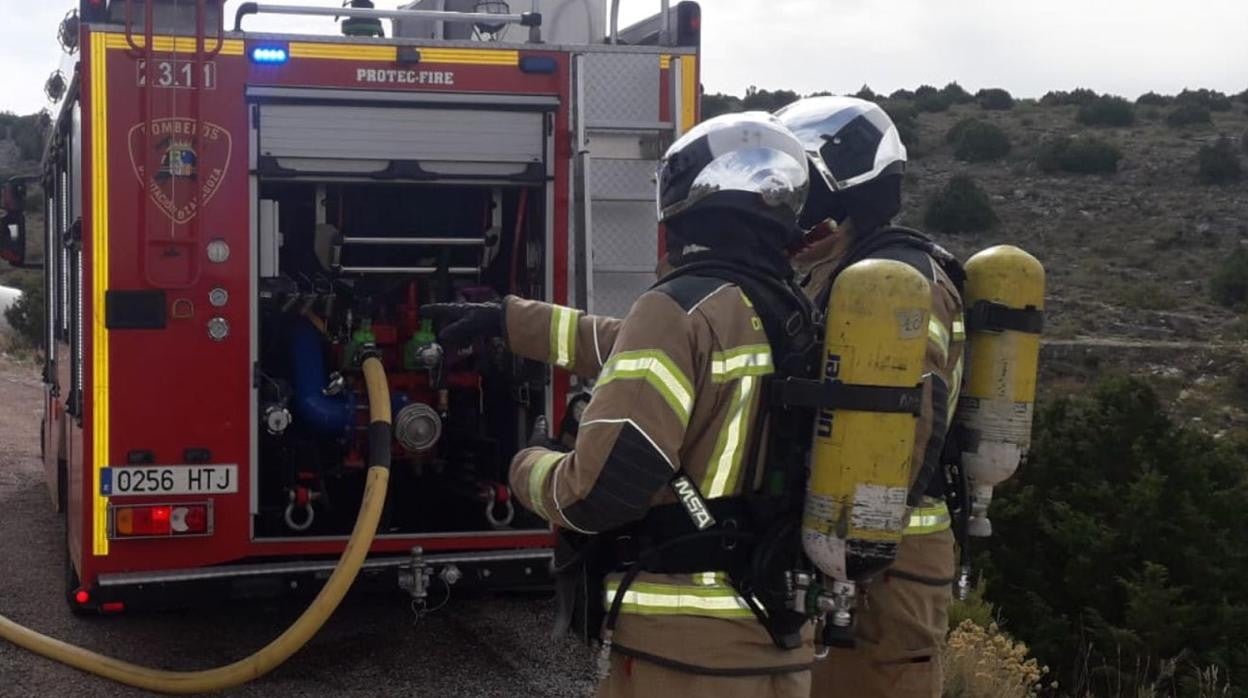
[{"left": 254, "top": 181, "right": 546, "bottom": 539}]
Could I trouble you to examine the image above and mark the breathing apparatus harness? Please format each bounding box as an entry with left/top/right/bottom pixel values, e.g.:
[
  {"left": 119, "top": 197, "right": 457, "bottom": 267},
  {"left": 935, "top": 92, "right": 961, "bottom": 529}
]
[{"left": 555, "top": 227, "right": 975, "bottom": 673}]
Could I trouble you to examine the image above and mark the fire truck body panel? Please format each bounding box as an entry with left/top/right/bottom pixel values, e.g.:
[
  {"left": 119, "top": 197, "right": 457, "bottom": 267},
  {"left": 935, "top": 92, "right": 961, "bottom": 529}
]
[{"left": 39, "top": 1, "right": 700, "bottom": 610}]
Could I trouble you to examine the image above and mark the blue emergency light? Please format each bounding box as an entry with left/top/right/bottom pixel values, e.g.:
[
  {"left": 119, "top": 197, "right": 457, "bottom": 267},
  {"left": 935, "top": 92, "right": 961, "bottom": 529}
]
[{"left": 250, "top": 46, "right": 289, "bottom": 64}]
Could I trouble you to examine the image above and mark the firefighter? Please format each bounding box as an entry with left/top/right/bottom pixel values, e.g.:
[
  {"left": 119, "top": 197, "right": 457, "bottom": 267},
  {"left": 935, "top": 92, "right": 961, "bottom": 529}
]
[
  {"left": 775, "top": 95, "right": 967, "bottom": 698},
  {"left": 425, "top": 112, "right": 818, "bottom": 697}
]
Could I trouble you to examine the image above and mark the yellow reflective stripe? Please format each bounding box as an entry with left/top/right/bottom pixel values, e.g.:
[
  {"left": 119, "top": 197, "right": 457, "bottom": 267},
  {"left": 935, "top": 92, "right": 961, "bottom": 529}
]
[
  {"left": 678, "top": 55, "right": 698, "bottom": 134},
  {"left": 904, "top": 503, "right": 952, "bottom": 535},
  {"left": 605, "top": 581, "right": 754, "bottom": 618},
  {"left": 952, "top": 316, "right": 966, "bottom": 341},
  {"left": 103, "top": 33, "right": 245, "bottom": 55},
  {"left": 928, "top": 318, "right": 950, "bottom": 362},
  {"left": 549, "top": 305, "right": 579, "bottom": 370},
  {"left": 710, "top": 344, "right": 773, "bottom": 383},
  {"left": 419, "top": 47, "right": 520, "bottom": 66},
  {"left": 526, "top": 452, "right": 564, "bottom": 521},
  {"left": 289, "top": 42, "right": 395, "bottom": 61},
  {"left": 285, "top": 43, "right": 520, "bottom": 65},
  {"left": 947, "top": 356, "right": 964, "bottom": 421},
  {"left": 703, "top": 374, "right": 760, "bottom": 498},
  {"left": 90, "top": 34, "right": 111, "bottom": 557},
  {"left": 97, "top": 34, "right": 515, "bottom": 64},
  {"left": 597, "top": 350, "right": 694, "bottom": 425}
]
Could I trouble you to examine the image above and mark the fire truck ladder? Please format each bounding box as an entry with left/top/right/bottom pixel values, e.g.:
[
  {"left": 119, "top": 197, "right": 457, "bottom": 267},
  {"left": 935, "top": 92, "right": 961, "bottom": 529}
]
[
  {"left": 573, "top": 50, "right": 688, "bottom": 318},
  {"left": 125, "top": 0, "right": 224, "bottom": 289}
]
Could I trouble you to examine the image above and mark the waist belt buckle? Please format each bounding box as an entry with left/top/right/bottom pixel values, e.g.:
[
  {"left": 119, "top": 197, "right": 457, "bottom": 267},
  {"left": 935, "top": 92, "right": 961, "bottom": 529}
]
[{"left": 614, "top": 534, "right": 638, "bottom": 567}]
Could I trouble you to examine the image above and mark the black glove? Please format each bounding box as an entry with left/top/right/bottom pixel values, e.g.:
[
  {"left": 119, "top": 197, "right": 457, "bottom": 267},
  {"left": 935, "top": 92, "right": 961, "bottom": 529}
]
[
  {"left": 528, "top": 416, "right": 571, "bottom": 452},
  {"left": 420, "top": 301, "right": 503, "bottom": 346}
]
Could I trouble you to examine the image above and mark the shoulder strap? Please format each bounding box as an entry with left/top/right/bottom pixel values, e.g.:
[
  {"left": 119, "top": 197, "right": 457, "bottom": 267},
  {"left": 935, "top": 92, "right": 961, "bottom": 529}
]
[
  {"left": 815, "top": 226, "right": 966, "bottom": 310},
  {"left": 658, "top": 260, "right": 820, "bottom": 370}
]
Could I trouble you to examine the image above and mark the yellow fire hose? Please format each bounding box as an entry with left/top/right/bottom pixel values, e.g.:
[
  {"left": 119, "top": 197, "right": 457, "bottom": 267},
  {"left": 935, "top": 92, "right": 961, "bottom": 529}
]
[{"left": 0, "top": 357, "right": 392, "bottom": 694}]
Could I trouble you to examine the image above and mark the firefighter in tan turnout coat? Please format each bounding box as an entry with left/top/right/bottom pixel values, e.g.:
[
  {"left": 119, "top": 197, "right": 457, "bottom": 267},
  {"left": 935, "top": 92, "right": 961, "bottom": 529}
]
[
  {"left": 426, "top": 112, "right": 818, "bottom": 696},
  {"left": 777, "top": 95, "right": 967, "bottom": 698}
]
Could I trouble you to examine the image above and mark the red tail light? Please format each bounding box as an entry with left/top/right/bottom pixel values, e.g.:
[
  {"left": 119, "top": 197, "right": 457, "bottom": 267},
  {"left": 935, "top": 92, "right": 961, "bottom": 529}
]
[
  {"left": 111, "top": 502, "right": 213, "bottom": 539},
  {"left": 676, "top": 3, "right": 701, "bottom": 47}
]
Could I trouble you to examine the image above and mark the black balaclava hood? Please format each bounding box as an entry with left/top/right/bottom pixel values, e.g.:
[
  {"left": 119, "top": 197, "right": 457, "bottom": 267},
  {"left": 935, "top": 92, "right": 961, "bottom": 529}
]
[
  {"left": 665, "top": 208, "right": 794, "bottom": 277},
  {"left": 798, "top": 169, "right": 903, "bottom": 236}
]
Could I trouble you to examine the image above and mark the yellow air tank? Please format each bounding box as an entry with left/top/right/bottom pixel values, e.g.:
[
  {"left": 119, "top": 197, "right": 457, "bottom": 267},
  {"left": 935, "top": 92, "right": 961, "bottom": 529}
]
[
  {"left": 802, "top": 259, "right": 930, "bottom": 638},
  {"left": 957, "top": 245, "right": 1045, "bottom": 538}
]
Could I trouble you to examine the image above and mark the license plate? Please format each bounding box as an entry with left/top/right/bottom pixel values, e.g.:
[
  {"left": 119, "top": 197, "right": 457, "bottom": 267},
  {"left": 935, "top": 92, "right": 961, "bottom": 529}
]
[{"left": 101, "top": 465, "right": 238, "bottom": 497}]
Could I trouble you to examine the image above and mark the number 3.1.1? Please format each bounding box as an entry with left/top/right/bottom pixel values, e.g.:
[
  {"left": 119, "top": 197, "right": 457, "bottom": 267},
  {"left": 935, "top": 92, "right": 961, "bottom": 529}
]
[{"left": 136, "top": 60, "right": 217, "bottom": 90}]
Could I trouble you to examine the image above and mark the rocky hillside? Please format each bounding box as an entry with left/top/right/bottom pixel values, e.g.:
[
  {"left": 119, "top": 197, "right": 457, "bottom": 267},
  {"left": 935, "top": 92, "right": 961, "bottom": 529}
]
[{"left": 887, "top": 97, "right": 1248, "bottom": 433}]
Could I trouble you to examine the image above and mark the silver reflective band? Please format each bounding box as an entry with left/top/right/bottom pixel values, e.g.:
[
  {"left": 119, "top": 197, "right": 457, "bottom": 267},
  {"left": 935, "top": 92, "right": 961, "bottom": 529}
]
[
  {"left": 604, "top": 581, "right": 755, "bottom": 618},
  {"left": 905, "top": 504, "right": 952, "bottom": 534}
]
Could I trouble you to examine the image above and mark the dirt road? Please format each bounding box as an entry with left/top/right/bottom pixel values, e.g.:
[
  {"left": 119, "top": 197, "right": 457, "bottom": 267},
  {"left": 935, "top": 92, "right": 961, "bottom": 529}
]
[{"left": 0, "top": 356, "right": 593, "bottom": 697}]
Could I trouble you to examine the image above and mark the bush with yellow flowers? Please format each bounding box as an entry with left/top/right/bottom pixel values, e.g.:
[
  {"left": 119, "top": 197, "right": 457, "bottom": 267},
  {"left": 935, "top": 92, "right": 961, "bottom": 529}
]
[{"left": 943, "top": 620, "right": 1049, "bottom": 698}]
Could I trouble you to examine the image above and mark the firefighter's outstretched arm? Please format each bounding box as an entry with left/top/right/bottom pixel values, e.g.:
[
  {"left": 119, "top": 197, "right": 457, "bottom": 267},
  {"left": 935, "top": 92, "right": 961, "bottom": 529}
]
[
  {"left": 421, "top": 297, "right": 622, "bottom": 380},
  {"left": 510, "top": 292, "right": 693, "bottom": 532},
  {"left": 504, "top": 297, "right": 622, "bottom": 379}
]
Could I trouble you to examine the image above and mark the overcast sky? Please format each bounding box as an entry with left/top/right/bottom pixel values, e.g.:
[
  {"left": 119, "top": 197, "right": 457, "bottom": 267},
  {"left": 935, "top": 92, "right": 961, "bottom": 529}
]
[{"left": 2, "top": 0, "right": 1246, "bottom": 116}]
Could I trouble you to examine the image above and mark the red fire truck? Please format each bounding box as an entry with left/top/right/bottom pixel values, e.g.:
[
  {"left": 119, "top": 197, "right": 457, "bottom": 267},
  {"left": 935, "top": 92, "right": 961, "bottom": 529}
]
[{"left": 2, "top": 0, "right": 700, "bottom": 614}]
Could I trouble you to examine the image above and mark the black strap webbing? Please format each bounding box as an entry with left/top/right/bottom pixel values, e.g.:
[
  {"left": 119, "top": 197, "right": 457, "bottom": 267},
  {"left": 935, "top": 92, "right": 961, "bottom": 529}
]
[
  {"left": 966, "top": 300, "right": 1044, "bottom": 335},
  {"left": 776, "top": 377, "right": 923, "bottom": 416}
]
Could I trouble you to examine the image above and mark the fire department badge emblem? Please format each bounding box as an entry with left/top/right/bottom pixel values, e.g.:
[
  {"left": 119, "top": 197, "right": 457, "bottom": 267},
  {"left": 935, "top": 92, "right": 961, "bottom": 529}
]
[{"left": 128, "top": 118, "right": 232, "bottom": 225}]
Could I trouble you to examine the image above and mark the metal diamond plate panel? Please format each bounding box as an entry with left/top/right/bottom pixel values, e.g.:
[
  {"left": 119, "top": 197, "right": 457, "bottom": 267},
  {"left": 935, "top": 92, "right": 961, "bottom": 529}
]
[
  {"left": 592, "top": 271, "right": 654, "bottom": 318},
  {"left": 590, "top": 159, "right": 656, "bottom": 202},
  {"left": 592, "top": 201, "right": 657, "bottom": 270},
  {"left": 583, "top": 53, "right": 661, "bottom": 127}
]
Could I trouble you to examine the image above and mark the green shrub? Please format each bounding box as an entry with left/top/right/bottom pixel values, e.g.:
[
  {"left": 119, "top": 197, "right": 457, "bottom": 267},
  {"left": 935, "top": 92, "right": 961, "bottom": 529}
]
[
  {"left": 914, "top": 84, "right": 938, "bottom": 99},
  {"left": 977, "top": 88, "right": 1014, "bottom": 110},
  {"left": 941, "top": 81, "right": 974, "bottom": 104},
  {"left": 1135, "top": 91, "right": 1171, "bottom": 106},
  {"left": 1036, "top": 135, "right": 1122, "bottom": 174},
  {"left": 1040, "top": 87, "right": 1099, "bottom": 106},
  {"left": 1076, "top": 95, "right": 1136, "bottom": 126},
  {"left": 923, "top": 174, "right": 997, "bottom": 234},
  {"left": 1238, "top": 88, "right": 1248, "bottom": 104},
  {"left": 0, "top": 111, "right": 50, "bottom": 162},
  {"left": 741, "top": 86, "right": 799, "bottom": 113},
  {"left": 912, "top": 84, "right": 950, "bottom": 113},
  {"left": 1197, "top": 136, "right": 1243, "bottom": 185},
  {"left": 1167, "top": 103, "right": 1212, "bottom": 128},
  {"left": 981, "top": 377, "right": 1248, "bottom": 698},
  {"left": 853, "top": 84, "right": 876, "bottom": 101},
  {"left": 888, "top": 88, "right": 915, "bottom": 101},
  {"left": 1176, "top": 88, "right": 1233, "bottom": 112},
  {"left": 701, "top": 92, "right": 742, "bottom": 119},
  {"left": 3, "top": 276, "right": 44, "bottom": 349},
  {"left": 1210, "top": 246, "right": 1248, "bottom": 308},
  {"left": 880, "top": 100, "right": 920, "bottom": 148},
  {"left": 947, "top": 119, "right": 1012, "bottom": 162}
]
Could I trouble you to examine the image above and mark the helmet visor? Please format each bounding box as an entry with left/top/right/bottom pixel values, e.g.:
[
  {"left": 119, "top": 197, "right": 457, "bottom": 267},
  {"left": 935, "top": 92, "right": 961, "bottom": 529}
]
[
  {"left": 658, "top": 146, "right": 809, "bottom": 222},
  {"left": 777, "top": 97, "right": 907, "bottom": 191}
]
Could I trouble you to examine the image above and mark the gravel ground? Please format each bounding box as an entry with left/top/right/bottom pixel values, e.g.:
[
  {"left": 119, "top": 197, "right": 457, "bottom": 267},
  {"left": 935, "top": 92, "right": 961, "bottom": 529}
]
[{"left": 0, "top": 356, "right": 595, "bottom": 697}]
